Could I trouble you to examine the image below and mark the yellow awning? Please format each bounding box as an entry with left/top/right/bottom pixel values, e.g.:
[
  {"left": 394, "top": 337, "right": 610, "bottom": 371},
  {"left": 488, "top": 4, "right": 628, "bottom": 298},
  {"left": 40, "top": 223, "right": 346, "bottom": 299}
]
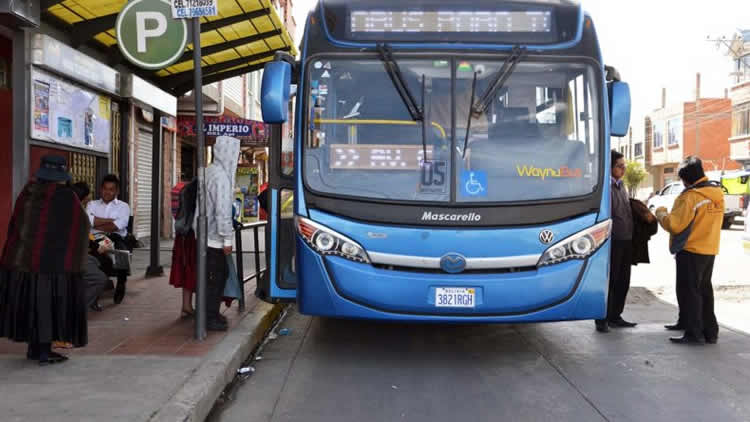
[{"left": 44, "top": 0, "right": 297, "bottom": 95}]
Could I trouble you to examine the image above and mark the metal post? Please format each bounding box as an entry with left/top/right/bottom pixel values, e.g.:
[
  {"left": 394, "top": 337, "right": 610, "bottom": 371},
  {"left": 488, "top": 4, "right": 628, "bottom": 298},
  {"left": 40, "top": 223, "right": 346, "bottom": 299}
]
[
  {"left": 119, "top": 103, "right": 130, "bottom": 203},
  {"left": 146, "top": 108, "right": 164, "bottom": 277},
  {"left": 253, "top": 224, "right": 261, "bottom": 283},
  {"left": 695, "top": 73, "right": 701, "bottom": 158},
  {"left": 11, "top": 29, "right": 29, "bottom": 199},
  {"left": 193, "top": 17, "right": 208, "bottom": 341},
  {"left": 236, "top": 226, "right": 245, "bottom": 312}
]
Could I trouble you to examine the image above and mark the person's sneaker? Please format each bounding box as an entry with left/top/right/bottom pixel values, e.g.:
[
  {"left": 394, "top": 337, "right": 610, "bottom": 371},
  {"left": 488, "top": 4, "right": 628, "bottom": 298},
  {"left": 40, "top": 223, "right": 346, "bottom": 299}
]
[{"left": 207, "top": 318, "right": 228, "bottom": 332}]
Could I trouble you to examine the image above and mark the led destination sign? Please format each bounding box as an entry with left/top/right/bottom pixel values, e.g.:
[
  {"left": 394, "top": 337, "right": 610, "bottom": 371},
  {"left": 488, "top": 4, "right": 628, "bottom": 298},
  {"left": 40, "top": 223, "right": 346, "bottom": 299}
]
[
  {"left": 329, "top": 144, "right": 433, "bottom": 170},
  {"left": 350, "top": 10, "right": 552, "bottom": 34}
]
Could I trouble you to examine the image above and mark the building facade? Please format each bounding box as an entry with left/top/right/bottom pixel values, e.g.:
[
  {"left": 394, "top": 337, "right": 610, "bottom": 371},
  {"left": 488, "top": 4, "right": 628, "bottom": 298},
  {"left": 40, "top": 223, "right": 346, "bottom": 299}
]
[
  {"left": 726, "top": 30, "right": 750, "bottom": 169},
  {"left": 646, "top": 89, "right": 740, "bottom": 192},
  {"left": 0, "top": 0, "right": 297, "bottom": 253}
]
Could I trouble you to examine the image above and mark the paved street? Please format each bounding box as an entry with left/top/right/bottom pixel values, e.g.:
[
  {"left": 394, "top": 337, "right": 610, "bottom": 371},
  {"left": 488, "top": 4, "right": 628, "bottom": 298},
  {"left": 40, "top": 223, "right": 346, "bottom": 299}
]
[
  {"left": 207, "top": 217, "right": 750, "bottom": 422},
  {"left": 633, "top": 217, "right": 750, "bottom": 332},
  {"left": 210, "top": 289, "right": 750, "bottom": 422}
]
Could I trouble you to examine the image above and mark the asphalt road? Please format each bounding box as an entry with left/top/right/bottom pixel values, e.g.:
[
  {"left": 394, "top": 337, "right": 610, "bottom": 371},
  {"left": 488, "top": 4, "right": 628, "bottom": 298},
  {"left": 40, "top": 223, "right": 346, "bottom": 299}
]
[
  {"left": 210, "top": 288, "right": 750, "bottom": 422},
  {"left": 632, "top": 216, "right": 750, "bottom": 333}
]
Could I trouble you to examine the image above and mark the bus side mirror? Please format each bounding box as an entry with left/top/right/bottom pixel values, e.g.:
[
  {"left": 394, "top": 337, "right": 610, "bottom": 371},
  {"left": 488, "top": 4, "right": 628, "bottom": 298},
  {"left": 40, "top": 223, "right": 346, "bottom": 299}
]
[
  {"left": 261, "top": 61, "right": 292, "bottom": 124},
  {"left": 609, "top": 81, "right": 631, "bottom": 137}
]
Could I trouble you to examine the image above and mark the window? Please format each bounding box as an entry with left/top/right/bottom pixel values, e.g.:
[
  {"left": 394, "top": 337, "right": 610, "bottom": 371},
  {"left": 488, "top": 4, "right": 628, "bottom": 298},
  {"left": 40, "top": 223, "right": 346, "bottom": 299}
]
[
  {"left": 634, "top": 142, "right": 643, "bottom": 157},
  {"left": 0, "top": 58, "right": 7, "bottom": 90},
  {"left": 735, "top": 55, "right": 750, "bottom": 84},
  {"left": 535, "top": 87, "right": 560, "bottom": 124},
  {"left": 653, "top": 123, "right": 664, "bottom": 149},
  {"left": 667, "top": 117, "right": 682, "bottom": 146},
  {"left": 733, "top": 102, "right": 750, "bottom": 138},
  {"left": 303, "top": 58, "right": 601, "bottom": 204}
]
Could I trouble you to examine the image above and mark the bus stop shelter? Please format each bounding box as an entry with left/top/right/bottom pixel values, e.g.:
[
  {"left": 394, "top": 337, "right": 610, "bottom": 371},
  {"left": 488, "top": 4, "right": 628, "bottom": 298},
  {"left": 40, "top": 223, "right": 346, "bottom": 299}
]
[{"left": 39, "top": 0, "right": 297, "bottom": 336}]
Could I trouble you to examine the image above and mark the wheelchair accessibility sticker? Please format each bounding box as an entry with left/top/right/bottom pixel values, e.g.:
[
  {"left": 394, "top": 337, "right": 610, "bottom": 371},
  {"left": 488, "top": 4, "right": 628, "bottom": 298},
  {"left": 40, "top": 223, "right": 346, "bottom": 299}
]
[{"left": 460, "top": 170, "right": 487, "bottom": 197}]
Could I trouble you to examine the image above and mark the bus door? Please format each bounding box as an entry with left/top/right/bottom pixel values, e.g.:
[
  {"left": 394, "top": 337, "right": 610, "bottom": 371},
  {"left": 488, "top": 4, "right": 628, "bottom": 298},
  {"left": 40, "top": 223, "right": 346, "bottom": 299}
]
[{"left": 261, "top": 123, "right": 298, "bottom": 301}]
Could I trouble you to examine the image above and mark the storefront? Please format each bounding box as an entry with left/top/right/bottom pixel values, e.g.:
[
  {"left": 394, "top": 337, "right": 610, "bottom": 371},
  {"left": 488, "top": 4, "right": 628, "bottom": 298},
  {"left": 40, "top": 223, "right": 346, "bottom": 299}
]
[
  {"left": 121, "top": 74, "right": 178, "bottom": 241},
  {"left": 28, "top": 34, "right": 120, "bottom": 194}
]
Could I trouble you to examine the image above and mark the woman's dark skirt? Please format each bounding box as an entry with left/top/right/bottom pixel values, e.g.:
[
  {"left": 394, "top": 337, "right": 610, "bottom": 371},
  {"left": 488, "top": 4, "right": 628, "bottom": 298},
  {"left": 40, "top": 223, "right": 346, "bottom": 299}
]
[{"left": 0, "top": 270, "right": 88, "bottom": 347}]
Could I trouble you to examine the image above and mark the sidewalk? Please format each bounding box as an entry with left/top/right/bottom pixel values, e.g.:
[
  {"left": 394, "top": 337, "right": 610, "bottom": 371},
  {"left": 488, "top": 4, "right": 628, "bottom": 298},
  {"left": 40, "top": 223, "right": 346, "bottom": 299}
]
[{"left": 0, "top": 234, "right": 278, "bottom": 422}]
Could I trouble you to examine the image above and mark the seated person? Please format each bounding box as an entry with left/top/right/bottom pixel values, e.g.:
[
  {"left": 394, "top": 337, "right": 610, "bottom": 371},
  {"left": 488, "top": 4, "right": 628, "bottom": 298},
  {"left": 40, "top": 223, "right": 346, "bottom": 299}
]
[{"left": 86, "top": 174, "right": 131, "bottom": 304}]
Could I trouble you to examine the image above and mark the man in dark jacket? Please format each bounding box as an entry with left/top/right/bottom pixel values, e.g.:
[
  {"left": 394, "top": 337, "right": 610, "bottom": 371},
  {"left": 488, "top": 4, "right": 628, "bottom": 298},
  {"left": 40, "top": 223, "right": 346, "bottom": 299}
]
[{"left": 596, "top": 151, "right": 638, "bottom": 333}]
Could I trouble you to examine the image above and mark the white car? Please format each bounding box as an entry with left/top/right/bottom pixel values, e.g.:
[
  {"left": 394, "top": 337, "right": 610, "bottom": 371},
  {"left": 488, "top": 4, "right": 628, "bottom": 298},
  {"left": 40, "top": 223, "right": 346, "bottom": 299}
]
[
  {"left": 647, "top": 180, "right": 743, "bottom": 229},
  {"left": 647, "top": 181, "right": 684, "bottom": 213}
]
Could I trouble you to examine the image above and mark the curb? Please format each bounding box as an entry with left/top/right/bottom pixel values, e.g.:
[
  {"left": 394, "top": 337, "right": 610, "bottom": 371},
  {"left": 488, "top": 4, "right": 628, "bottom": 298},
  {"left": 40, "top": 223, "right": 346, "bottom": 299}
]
[{"left": 149, "top": 302, "right": 284, "bottom": 422}]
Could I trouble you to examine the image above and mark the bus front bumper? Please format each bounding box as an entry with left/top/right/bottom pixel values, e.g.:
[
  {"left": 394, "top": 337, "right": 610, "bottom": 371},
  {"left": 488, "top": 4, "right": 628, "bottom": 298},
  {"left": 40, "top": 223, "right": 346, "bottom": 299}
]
[{"left": 296, "top": 238, "right": 609, "bottom": 323}]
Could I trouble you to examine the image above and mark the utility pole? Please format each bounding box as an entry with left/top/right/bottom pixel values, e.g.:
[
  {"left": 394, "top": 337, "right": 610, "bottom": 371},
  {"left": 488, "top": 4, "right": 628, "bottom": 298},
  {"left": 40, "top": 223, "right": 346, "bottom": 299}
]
[{"left": 695, "top": 73, "right": 701, "bottom": 158}]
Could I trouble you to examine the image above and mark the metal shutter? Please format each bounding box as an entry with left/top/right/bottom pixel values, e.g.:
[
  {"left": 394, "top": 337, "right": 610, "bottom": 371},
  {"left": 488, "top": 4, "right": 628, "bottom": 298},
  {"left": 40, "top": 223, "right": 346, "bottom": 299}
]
[{"left": 134, "top": 125, "right": 153, "bottom": 239}]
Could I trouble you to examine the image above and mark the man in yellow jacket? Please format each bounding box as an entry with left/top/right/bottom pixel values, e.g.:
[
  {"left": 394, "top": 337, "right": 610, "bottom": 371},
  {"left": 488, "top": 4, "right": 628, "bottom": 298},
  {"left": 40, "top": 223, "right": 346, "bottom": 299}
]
[{"left": 655, "top": 156, "right": 724, "bottom": 345}]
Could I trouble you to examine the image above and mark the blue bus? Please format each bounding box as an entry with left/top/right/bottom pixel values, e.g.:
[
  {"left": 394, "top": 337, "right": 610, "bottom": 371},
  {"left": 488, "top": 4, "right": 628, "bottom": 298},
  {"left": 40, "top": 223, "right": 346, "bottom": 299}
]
[{"left": 258, "top": 0, "right": 631, "bottom": 323}]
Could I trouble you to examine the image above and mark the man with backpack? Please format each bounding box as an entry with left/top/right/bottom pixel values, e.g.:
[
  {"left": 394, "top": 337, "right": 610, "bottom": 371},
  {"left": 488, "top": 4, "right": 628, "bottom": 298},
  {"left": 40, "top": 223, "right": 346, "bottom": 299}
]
[{"left": 656, "top": 156, "right": 724, "bottom": 345}]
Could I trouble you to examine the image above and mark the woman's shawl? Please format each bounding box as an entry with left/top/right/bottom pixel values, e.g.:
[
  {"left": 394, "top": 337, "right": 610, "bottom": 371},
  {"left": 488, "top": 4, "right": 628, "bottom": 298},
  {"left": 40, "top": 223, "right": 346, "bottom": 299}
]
[{"left": 1, "top": 182, "right": 90, "bottom": 274}]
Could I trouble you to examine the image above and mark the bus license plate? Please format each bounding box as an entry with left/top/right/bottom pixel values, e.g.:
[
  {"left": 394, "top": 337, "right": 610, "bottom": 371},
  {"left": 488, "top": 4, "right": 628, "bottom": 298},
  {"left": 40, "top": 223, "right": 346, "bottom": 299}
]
[{"left": 435, "top": 287, "right": 475, "bottom": 308}]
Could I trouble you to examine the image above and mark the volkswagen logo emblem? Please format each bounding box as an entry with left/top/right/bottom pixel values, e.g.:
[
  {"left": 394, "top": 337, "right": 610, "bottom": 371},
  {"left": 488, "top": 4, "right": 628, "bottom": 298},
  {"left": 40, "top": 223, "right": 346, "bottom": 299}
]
[
  {"left": 539, "top": 230, "right": 555, "bottom": 245},
  {"left": 440, "top": 253, "right": 467, "bottom": 274}
]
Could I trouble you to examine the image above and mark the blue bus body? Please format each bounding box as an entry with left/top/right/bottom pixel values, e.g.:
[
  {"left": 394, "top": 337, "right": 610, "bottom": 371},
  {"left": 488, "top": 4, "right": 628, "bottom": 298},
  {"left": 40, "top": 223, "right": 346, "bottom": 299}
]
[{"left": 259, "top": 0, "right": 631, "bottom": 323}]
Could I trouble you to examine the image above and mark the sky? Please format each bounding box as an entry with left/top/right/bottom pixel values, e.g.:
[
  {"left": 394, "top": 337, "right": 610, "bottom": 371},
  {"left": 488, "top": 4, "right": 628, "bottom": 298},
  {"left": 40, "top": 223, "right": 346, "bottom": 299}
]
[{"left": 291, "top": 0, "right": 750, "bottom": 138}]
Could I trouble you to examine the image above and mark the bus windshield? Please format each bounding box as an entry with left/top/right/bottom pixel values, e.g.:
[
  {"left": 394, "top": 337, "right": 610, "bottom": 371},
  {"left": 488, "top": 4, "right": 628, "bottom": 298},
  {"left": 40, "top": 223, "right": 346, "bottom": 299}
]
[{"left": 304, "top": 57, "right": 600, "bottom": 203}]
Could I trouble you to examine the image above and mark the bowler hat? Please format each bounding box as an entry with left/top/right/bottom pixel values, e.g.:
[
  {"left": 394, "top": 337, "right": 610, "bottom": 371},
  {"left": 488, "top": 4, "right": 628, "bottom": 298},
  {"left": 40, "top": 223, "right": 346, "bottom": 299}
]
[{"left": 35, "top": 155, "right": 72, "bottom": 182}]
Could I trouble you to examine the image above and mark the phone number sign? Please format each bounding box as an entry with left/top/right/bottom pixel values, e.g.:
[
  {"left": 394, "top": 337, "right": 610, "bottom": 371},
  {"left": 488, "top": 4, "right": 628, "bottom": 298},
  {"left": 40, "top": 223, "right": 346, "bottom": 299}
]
[{"left": 171, "top": 0, "right": 218, "bottom": 18}]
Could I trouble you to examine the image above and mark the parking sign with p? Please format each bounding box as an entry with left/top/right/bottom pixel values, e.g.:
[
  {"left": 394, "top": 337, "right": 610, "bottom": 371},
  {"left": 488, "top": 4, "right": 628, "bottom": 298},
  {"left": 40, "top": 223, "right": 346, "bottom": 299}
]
[{"left": 116, "top": 0, "right": 188, "bottom": 70}]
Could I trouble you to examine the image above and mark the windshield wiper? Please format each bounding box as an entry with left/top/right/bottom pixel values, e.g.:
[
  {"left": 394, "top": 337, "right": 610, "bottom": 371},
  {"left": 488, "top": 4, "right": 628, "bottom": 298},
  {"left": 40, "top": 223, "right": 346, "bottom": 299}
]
[
  {"left": 462, "top": 71, "right": 479, "bottom": 159},
  {"left": 377, "top": 44, "right": 429, "bottom": 161},
  {"left": 471, "top": 46, "right": 527, "bottom": 117},
  {"left": 462, "top": 46, "right": 527, "bottom": 158},
  {"left": 377, "top": 44, "right": 423, "bottom": 121}
]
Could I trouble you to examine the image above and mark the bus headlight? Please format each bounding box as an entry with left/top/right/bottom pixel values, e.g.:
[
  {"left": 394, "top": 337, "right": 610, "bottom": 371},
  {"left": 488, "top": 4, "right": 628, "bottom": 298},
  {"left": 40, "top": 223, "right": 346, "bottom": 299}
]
[
  {"left": 295, "top": 216, "right": 370, "bottom": 264},
  {"left": 537, "top": 220, "right": 612, "bottom": 267}
]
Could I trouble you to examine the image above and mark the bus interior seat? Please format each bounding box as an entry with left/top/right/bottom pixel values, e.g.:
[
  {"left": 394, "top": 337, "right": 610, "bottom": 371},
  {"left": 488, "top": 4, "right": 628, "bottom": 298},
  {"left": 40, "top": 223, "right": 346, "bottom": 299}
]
[{"left": 467, "top": 107, "right": 587, "bottom": 176}]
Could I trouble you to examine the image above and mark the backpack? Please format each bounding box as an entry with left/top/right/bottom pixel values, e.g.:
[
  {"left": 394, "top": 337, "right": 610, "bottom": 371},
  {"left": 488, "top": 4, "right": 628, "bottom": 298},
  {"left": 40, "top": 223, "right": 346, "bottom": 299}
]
[{"left": 174, "top": 179, "right": 198, "bottom": 236}]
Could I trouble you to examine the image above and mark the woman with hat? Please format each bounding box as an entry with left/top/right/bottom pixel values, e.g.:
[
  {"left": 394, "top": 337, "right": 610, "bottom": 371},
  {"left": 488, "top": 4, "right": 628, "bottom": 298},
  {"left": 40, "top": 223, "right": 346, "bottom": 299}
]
[{"left": 0, "top": 155, "right": 90, "bottom": 365}]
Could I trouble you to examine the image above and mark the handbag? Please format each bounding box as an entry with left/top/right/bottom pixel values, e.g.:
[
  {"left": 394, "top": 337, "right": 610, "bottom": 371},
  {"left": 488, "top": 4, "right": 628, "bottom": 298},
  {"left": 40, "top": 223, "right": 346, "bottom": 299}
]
[
  {"left": 110, "top": 249, "right": 132, "bottom": 272},
  {"left": 223, "top": 255, "right": 242, "bottom": 301}
]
